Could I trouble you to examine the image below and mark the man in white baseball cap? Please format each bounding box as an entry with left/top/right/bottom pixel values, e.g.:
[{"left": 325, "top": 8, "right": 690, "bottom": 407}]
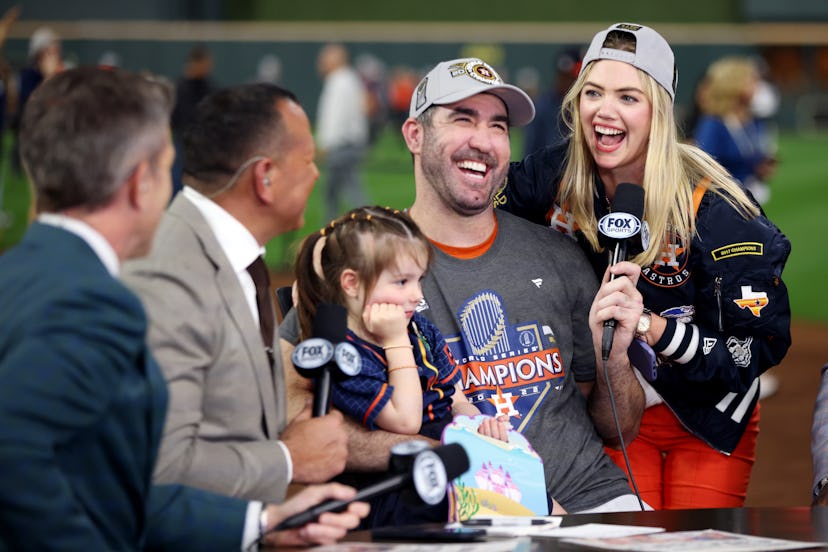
[{"left": 399, "top": 58, "right": 647, "bottom": 514}]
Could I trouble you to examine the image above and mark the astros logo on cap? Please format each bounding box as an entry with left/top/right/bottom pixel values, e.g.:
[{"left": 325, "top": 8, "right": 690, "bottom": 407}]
[{"left": 465, "top": 60, "right": 501, "bottom": 84}]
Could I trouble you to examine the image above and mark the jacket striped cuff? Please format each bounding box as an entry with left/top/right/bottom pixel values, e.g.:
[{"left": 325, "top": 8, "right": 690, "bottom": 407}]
[{"left": 652, "top": 318, "right": 699, "bottom": 365}]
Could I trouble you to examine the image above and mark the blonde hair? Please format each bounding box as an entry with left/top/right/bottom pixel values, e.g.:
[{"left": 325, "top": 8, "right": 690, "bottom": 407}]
[
  {"left": 560, "top": 54, "right": 758, "bottom": 267},
  {"left": 700, "top": 57, "right": 758, "bottom": 118},
  {"left": 293, "top": 206, "right": 432, "bottom": 340}
]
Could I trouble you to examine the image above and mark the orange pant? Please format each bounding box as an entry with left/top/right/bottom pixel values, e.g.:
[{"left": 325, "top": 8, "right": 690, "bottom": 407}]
[{"left": 604, "top": 403, "right": 759, "bottom": 509}]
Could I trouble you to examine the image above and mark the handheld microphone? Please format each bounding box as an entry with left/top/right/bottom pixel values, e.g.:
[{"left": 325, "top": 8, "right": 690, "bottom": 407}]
[
  {"left": 272, "top": 442, "right": 470, "bottom": 531},
  {"left": 597, "top": 183, "right": 647, "bottom": 361},
  {"left": 291, "top": 303, "right": 361, "bottom": 417}
]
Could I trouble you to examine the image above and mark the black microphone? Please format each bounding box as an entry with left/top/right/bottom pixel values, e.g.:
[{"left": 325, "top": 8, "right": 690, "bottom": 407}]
[
  {"left": 271, "top": 442, "right": 470, "bottom": 531},
  {"left": 597, "top": 183, "right": 647, "bottom": 361},
  {"left": 291, "top": 303, "right": 361, "bottom": 417}
]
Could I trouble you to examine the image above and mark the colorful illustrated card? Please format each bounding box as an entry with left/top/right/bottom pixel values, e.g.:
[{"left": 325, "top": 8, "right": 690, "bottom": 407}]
[{"left": 443, "top": 415, "right": 547, "bottom": 520}]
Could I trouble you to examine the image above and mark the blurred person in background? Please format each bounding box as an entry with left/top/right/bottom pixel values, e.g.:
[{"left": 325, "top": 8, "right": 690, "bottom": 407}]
[
  {"left": 0, "top": 6, "right": 19, "bottom": 198},
  {"left": 693, "top": 56, "right": 778, "bottom": 206},
  {"left": 98, "top": 50, "right": 122, "bottom": 70},
  {"left": 316, "top": 43, "right": 369, "bottom": 222},
  {"left": 11, "top": 24, "right": 62, "bottom": 175},
  {"left": 0, "top": 6, "right": 19, "bottom": 150},
  {"left": 387, "top": 65, "right": 419, "bottom": 146},
  {"left": 255, "top": 53, "right": 283, "bottom": 84},
  {"left": 171, "top": 44, "right": 216, "bottom": 197},
  {"left": 523, "top": 48, "right": 581, "bottom": 156},
  {"left": 355, "top": 52, "right": 388, "bottom": 146}
]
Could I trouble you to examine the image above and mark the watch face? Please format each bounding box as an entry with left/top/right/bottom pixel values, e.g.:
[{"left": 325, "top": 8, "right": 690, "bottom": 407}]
[{"left": 637, "top": 312, "right": 651, "bottom": 334}]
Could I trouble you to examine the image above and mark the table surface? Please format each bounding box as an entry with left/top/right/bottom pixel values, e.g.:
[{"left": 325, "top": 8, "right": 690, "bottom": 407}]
[{"left": 345, "top": 507, "right": 828, "bottom": 550}]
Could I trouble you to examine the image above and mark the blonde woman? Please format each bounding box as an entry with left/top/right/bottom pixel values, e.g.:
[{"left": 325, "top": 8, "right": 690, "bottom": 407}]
[
  {"left": 500, "top": 23, "right": 791, "bottom": 509},
  {"left": 693, "top": 56, "right": 777, "bottom": 204}
]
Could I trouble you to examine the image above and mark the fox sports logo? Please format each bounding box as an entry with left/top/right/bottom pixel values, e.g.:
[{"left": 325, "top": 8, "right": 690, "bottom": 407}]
[{"left": 598, "top": 212, "right": 641, "bottom": 239}]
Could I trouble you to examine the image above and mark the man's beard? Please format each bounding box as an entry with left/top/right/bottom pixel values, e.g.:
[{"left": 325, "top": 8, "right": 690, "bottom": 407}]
[{"left": 420, "top": 130, "right": 506, "bottom": 217}]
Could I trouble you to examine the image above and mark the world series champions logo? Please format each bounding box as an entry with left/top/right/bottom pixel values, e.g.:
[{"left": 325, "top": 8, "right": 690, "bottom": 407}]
[{"left": 445, "top": 290, "right": 566, "bottom": 432}]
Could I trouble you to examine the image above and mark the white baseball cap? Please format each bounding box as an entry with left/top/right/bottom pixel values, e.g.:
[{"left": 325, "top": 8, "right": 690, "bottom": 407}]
[
  {"left": 28, "top": 27, "right": 59, "bottom": 59},
  {"left": 409, "top": 58, "right": 535, "bottom": 127},
  {"left": 581, "top": 22, "right": 677, "bottom": 101}
]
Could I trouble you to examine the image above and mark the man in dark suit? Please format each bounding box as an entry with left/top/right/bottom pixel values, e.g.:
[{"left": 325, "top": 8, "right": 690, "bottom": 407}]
[
  {"left": 123, "top": 83, "right": 348, "bottom": 503},
  {"left": 0, "top": 66, "right": 366, "bottom": 550}
]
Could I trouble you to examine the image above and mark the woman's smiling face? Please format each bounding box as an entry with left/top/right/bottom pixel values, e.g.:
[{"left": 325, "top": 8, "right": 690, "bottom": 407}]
[{"left": 579, "top": 59, "right": 652, "bottom": 181}]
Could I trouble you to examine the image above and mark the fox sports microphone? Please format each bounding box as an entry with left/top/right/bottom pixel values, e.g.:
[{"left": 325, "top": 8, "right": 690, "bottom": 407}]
[
  {"left": 291, "top": 303, "right": 361, "bottom": 417},
  {"left": 597, "top": 183, "right": 648, "bottom": 361},
  {"left": 271, "top": 442, "right": 470, "bottom": 531}
]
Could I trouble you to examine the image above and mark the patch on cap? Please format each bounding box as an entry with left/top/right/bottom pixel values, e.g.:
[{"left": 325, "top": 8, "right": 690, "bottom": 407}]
[
  {"left": 414, "top": 77, "right": 429, "bottom": 114},
  {"left": 615, "top": 23, "right": 644, "bottom": 32},
  {"left": 466, "top": 60, "right": 500, "bottom": 84}
]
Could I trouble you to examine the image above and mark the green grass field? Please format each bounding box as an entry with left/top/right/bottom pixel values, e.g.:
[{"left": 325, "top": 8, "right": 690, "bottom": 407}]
[
  {"left": 759, "top": 134, "right": 827, "bottom": 324},
  {"left": 1, "top": 128, "right": 826, "bottom": 323}
]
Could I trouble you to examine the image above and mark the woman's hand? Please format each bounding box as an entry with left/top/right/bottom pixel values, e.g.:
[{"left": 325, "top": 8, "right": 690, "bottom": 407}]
[{"left": 589, "top": 261, "right": 644, "bottom": 359}]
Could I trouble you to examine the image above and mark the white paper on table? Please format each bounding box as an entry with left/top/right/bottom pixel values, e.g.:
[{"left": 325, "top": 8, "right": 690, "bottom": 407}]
[
  {"left": 530, "top": 523, "right": 665, "bottom": 539},
  {"left": 311, "top": 537, "right": 531, "bottom": 552},
  {"left": 561, "top": 528, "right": 827, "bottom": 551},
  {"left": 449, "top": 516, "right": 563, "bottom": 537}
]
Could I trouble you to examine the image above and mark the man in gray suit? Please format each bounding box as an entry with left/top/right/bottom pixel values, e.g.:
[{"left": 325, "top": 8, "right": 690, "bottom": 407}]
[{"left": 123, "top": 83, "right": 348, "bottom": 503}]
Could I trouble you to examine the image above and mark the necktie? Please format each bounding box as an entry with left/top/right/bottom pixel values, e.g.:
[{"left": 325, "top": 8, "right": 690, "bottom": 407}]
[{"left": 246, "top": 256, "right": 275, "bottom": 351}]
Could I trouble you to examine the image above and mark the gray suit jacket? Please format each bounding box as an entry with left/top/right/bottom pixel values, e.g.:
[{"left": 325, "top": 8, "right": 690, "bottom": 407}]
[{"left": 123, "top": 194, "right": 289, "bottom": 503}]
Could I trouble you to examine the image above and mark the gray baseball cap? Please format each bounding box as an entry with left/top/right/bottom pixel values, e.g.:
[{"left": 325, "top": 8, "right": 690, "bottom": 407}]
[
  {"left": 581, "top": 22, "right": 677, "bottom": 101},
  {"left": 409, "top": 58, "right": 535, "bottom": 127}
]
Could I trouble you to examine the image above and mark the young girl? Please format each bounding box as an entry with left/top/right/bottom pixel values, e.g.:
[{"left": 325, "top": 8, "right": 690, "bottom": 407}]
[{"left": 294, "top": 205, "right": 508, "bottom": 442}]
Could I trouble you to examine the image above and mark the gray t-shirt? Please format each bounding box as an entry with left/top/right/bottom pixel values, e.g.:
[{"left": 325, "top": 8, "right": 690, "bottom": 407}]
[{"left": 419, "top": 210, "right": 630, "bottom": 512}]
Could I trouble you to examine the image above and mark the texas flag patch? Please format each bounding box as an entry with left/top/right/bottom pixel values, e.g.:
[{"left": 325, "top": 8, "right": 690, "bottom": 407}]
[{"left": 733, "top": 285, "right": 769, "bottom": 317}]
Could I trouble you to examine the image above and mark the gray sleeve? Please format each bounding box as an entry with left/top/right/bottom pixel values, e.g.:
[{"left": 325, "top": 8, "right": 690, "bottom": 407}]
[{"left": 812, "top": 364, "right": 828, "bottom": 497}]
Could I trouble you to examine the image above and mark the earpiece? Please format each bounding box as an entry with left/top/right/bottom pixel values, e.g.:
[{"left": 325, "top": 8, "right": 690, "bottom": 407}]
[{"left": 263, "top": 177, "right": 270, "bottom": 187}]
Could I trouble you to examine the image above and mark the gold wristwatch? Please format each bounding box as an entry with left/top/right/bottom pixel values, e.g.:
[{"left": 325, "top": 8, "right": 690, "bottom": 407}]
[{"left": 636, "top": 309, "right": 652, "bottom": 340}]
